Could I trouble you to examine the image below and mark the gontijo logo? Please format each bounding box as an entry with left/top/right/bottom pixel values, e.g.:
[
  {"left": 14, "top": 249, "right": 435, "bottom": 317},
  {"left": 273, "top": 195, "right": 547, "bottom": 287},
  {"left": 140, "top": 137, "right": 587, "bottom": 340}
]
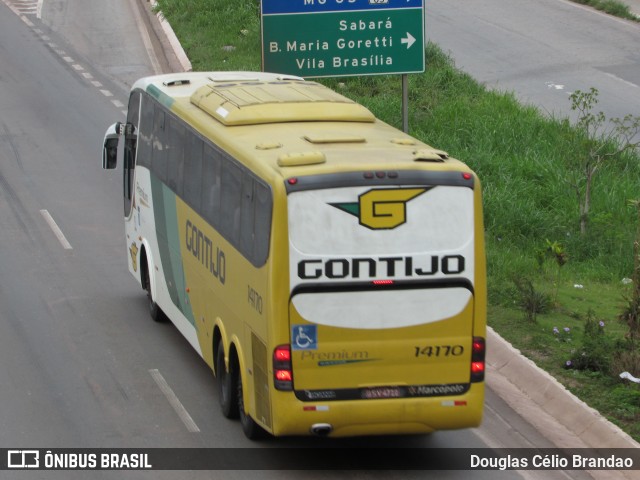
[{"left": 330, "top": 188, "right": 429, "bottom": 229}]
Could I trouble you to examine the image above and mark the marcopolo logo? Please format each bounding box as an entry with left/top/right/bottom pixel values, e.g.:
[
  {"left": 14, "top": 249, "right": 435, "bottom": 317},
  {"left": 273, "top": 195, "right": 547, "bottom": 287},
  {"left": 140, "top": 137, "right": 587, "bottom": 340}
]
[{"left": 330, "top": 188, "right": 429, "bottom": 230}]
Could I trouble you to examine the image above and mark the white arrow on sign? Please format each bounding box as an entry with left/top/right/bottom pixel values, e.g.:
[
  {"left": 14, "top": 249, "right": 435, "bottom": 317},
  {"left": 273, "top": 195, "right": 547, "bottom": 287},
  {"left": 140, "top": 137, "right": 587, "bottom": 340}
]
[{"left": 401, "top": 32, "right": 416, "bottom": 49}]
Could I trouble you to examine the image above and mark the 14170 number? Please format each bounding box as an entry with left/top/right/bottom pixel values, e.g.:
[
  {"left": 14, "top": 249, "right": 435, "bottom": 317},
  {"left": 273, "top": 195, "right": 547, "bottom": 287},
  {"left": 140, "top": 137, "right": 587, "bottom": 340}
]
[{"left": 414, "top": 345, "right": 464, "bottom": 357}]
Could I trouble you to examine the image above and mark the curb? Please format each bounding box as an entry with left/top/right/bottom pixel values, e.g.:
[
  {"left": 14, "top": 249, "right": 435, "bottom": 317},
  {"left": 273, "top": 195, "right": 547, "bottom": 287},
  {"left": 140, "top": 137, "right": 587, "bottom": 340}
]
[
  {"left": 487, "top": 327, "right": 640, "bottom": 450},
  {"left": 148, "top": 0, "right": 192, "bottom": 72}
]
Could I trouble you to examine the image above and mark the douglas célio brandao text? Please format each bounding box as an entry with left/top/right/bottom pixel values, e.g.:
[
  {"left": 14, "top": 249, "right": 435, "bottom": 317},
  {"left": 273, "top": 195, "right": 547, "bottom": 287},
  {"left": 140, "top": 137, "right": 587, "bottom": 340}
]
[{"left": 470, "top": 453, "right": 634, "bottom": 470}]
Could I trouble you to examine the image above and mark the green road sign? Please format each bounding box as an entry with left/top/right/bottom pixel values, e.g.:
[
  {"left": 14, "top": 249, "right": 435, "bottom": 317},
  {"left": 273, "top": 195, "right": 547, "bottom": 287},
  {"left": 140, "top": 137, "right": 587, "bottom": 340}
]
[{"left": 262, "top": 8, "right": 424, "bottom": 78}]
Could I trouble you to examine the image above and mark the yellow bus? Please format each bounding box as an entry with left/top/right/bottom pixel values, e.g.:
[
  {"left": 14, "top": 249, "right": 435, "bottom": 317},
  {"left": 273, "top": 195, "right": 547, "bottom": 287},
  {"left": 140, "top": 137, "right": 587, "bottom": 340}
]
[{"left": 102, "top": 71, "right": 486, "bottom": 438}]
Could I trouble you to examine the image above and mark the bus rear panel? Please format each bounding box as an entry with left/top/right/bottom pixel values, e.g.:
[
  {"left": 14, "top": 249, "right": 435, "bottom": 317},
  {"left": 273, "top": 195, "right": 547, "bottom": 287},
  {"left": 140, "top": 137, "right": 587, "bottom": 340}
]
[{"left": 274, "top": 171, "right": 484, "bottom": 437}]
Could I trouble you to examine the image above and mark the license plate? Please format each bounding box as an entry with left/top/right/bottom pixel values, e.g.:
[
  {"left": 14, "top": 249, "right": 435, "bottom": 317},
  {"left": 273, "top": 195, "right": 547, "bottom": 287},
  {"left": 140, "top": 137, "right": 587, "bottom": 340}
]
[{"left": 361, "top": 386, "right": 402, "bottom": 399}]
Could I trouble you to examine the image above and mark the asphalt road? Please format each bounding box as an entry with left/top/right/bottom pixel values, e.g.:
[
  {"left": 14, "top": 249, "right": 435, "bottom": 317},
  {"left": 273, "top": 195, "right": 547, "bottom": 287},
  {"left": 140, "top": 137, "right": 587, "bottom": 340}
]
[
  {"left": 39, "top": 0, "right": 166, "bottom": 89},
  {"left": 426, "top": 0, "right": 640, "bottom": 132},
  {"left": 0, "top": 0, "right": 621, "bottom": 478}
]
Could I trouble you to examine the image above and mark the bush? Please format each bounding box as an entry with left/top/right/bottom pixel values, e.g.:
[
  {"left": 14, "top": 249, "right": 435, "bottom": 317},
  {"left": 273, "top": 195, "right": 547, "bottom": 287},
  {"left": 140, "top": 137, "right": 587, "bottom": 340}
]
[
  {"left": 513, "top": 276, "right": 550, "bottom": 323},
  {"left": 570, "top": 311, "right": 614, "bottom": 373},
  {"left": 612, "top": 344, "right": 640, "bottom": 378}
]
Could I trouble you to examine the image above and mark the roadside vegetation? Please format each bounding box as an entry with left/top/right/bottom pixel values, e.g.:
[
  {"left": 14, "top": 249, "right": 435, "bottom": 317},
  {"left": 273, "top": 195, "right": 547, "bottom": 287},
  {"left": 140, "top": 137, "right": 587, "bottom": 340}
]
[
  {"left": 571, "top": 0, "right": 639, "bottom": 21},
  {"left": 154, "top": 0, "right": 640, "bottom": 441}
]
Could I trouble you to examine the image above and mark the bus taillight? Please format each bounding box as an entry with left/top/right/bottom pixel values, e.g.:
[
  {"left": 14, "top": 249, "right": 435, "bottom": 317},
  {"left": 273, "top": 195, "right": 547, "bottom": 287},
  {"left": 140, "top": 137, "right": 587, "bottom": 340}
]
[
  {"left": 273, "top": 345, "right": 293, "bottom": 391},
  {"left": 470, "top": 337, "right": 485, "bottom": 382}
]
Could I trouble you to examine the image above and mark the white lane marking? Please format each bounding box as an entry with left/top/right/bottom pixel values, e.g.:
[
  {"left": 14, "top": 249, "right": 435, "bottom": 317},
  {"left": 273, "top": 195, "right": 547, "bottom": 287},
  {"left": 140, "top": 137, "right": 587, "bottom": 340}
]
[
  {"left": 603, "top": 72, "right": 639, "bottom": 90},
  {"left": 6, "top": 0, "right": 37, "bottom": 15},
  {"left": 546, "top": 81, "right": 565, "bottom": 90},
  {"left": 3, "top": 0, "right": 135, "bottom": 112},
  {"left": 1, "top": 0, "right": 33, "bottom": 24},
  {"left": 2, "top": 0, "right": 43, "bottom": 17},
  {"left": 39, "top": 209, "right": 72, "bottom": 250},
  {"left": 2, "top": 0, "right": 128, "bottom": 111},
  {"left": 149, "top": 369, "right": 201, "bottom": 433}
]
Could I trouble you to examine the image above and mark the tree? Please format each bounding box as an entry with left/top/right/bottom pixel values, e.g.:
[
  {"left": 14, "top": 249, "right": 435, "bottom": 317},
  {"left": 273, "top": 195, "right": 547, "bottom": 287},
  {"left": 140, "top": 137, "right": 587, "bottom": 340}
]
[
  {"left": 568, "top": 88, "right": 640, "bottom": 234},
  {"left": 619, "top": 199, "right": 640, "bottom": 343}
]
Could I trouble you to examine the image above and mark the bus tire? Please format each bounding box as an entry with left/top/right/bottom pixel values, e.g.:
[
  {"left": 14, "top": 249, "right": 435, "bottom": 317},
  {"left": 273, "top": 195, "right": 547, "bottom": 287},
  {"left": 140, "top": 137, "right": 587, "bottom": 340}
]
[
  {"left": 144, "top": 262, "right": 165, "bottom": 323},
  {"left": 237, "top": 366, "right": 266, "bottom": 440},
  {"left": 216, "top": 341, "right": 239, "bottom": 419}
]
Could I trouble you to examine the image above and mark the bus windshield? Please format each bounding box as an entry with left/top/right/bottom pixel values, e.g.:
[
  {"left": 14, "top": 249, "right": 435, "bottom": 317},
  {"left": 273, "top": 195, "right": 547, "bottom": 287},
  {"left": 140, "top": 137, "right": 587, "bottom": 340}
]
[{"left": 288, "top": 182, "right": 475, "bottom": 329}]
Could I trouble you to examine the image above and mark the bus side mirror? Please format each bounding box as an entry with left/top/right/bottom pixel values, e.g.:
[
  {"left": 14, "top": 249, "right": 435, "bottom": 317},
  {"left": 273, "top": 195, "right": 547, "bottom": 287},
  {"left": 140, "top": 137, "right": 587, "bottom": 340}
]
[{"left": 102, "top": 123, "right": 119, "bottom": 169}]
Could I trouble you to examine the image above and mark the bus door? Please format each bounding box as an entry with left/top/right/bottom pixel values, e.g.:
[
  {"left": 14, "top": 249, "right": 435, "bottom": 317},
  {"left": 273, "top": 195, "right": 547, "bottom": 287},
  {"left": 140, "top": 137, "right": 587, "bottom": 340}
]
[
  {"left": 123, "top": 91, "right": 140, "bottom": 219},
  {"left": 285, "top": 177, "right": 479, "bottom": 403},
  {"left": 102, "top": 91, "right": 142, "bottom": 280}
]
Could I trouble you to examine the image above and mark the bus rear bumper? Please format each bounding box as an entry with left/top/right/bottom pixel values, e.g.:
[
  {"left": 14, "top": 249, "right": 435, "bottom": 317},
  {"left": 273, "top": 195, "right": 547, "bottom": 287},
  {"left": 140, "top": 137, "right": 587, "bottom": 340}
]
[{"left": 269, "top": 384, "right": 484, "bottom": 437}]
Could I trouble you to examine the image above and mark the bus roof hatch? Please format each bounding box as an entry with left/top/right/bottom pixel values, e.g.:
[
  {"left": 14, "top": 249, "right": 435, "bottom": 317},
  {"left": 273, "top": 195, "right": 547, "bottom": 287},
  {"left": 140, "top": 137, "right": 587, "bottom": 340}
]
[{"left": 190, "top": 80, "right": 375, "bottom": 126}]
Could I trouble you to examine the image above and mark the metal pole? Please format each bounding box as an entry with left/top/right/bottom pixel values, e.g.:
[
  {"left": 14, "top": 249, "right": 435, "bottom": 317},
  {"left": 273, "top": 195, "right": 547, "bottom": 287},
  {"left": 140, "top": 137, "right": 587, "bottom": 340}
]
[{"left": 402, "top": 74, "right": 409, "bottom": 133}]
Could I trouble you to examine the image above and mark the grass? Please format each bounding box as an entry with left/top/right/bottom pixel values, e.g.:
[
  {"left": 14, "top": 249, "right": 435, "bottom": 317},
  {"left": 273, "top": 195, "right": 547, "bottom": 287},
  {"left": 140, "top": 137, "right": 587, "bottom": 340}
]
[
  {"left": 572, "top": 0, "right": 640, "bottom": 21},
  {"left": 491, "top": 281, "right": 640, "bottom": 441},
  {"left": 153, "top": 0, "right": 640, "bottom": 442}
]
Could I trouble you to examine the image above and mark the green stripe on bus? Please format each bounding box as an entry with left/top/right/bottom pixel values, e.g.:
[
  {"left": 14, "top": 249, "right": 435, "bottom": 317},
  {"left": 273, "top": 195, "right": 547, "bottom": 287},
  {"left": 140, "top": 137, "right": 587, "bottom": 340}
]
[
  {"left": 150, "top": 174, "right": 195, "bottom": 326},
  {"left": 147, "top": 84, "right": 174, "bottom": 110}
]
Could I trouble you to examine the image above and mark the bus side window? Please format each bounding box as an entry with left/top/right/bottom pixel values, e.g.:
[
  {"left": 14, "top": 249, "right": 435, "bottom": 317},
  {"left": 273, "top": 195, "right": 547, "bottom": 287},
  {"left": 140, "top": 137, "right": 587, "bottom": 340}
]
[
  {"left": 240, "top": 173, "right": 256, "bottom": 260},
  {"left": 167, "top": 119, "right": 185, "bottom": 196},
  {"left": 137, "top": 94, "right": 154, "bottom": 169},
  {"left": 124, "top": 132, "right": 137, "bottom": 196},
  {"left": 220, "top": 161, "right": 242, "bottom": 245},
  {"left": 152, "top": 108, "right": 167, "bottom": 183},
  {"left": 201, "top": 144, "right": 222, "bottom": 227},
  {"left": 183, "top": 135, "right": 203, "bottom": 211},
  {"left": 254, "top": 181, "right": 272, "bottom": 265}
]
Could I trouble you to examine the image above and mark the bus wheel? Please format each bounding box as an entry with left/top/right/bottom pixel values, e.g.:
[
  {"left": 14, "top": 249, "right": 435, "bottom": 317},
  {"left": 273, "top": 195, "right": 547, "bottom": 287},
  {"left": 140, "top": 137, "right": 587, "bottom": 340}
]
[
  {"left": 216, "top": 341, "right": 239, "bottom": 419},
  {"left": 144, "top": 262, "right": 164, "bottom": 322},
  {"left": 237, "top": 367, "right": 266, "bottom": 440}
]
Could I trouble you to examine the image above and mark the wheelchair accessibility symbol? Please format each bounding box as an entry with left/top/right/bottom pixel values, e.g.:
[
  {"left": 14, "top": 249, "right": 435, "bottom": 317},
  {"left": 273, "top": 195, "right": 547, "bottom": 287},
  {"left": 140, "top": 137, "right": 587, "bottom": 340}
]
[{"left": 292, "top": 324, "right": 317, "bottom": 351}]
